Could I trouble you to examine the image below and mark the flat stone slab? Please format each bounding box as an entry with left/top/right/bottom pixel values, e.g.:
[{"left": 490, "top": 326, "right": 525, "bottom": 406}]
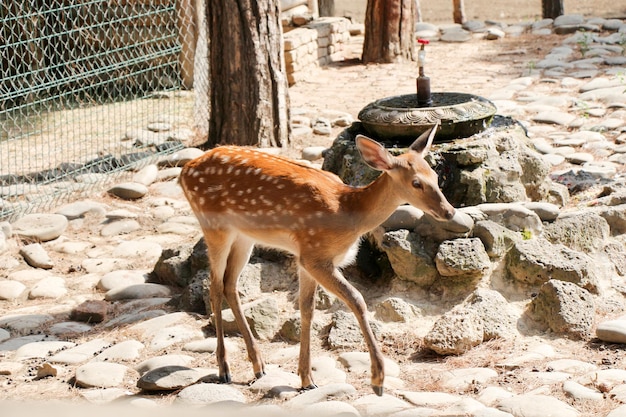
[
  {"left": 399, "top": 390, "right": 463, "bottom": 407},
  {"left": 135, "top": 354, "right": 196, "bottom": 375},
  {"left": 49, "top": 339, "right": 112, "bottom": 364},
  {"left": 99, "top": 269, "right": 148, "bottom": 292},
  {"left": 137, "top": 365, "right": 209, "bottom": 391},
  {"left": 107, "top": 182, "right": 149, "bottom": 200},
  {"left": 0, "top": 280, "right": 28, "bottom": 301},
  {"left": 0, "top": 314, "right": 55, "bottom": 333},
  {"left": 75, "top": 362, "right": 131, "bottom": 388},
  {"left": 80, "top": 388, "right": 133, "bottom": 405},
  {"left": 92, "top": 340, "right": 145, "bottom": 362},
  {"left": 175, "top": 383, "right": 246, "bottom": 406},
  {"left": 49, "top": 322, "right": 93, "bottom": 335},
  {"left": 353, "top": 394, "right": 414, "bottom": 416},
  {"left": 129, "top": 312, "right": 191, "bottom": 335},
  {"left": 29, "top": 276, "right": 67, "bottom": 299},
  {"left": 147, "top": 325, "right": 204, "bottom": 350},
  {"left": 14, "top": 341, "right": 76, "bottom": 360},
  {"left": 496, "top": 394, "right": 579, "bottom": 417},
  {"left": 337, "top": 351, "right": 401, "bottom": 377},
  {"left": 104, "top": 283, "right": 172, "bottom": 301},
  {"left": 12, "top": 213, "right": 68, "bottom": 242},
  {"left": 286, "top": 383, "right": 357, "bottom": 408},
  {"left": 100, "top": 220, "right": 141, "bottom": 237},
  {"left": 0, "top": 335, "right": 55, "bottom": 352},
  {"left": 55, "top": 200, "right": 107, "bottom": 220}
]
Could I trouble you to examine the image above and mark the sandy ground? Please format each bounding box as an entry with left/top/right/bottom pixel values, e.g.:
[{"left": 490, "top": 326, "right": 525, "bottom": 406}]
[{"left": 333, "top": 0, "right": 626, "bottom": 25}]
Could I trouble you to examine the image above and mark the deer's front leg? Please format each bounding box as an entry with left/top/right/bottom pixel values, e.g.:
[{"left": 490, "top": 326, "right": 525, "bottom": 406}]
[
  {"left": 301, "top": 260, "right": 385, "bottom": 396},
  {"left": 297, "top": 268, "right": 318, "bottom": 390}
]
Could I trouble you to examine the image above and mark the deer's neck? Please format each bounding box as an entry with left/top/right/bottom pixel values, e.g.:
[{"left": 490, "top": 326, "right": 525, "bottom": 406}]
[{"left": 342, "top": 173, "right": 403, "bottom": 234}]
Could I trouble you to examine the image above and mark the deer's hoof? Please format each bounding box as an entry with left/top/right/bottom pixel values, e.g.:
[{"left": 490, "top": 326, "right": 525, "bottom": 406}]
[
  {"left": 372, "top": 385, "right": 383, "bottom": 396},
  {"left": 301, "top": 384, "right": 318, "bottom": 392},
  {"left": 219, "top": 373, "right": 232, "bottom": 384},
  {"left": 254, "top": 371, "right": 266, "bottom": 380}
]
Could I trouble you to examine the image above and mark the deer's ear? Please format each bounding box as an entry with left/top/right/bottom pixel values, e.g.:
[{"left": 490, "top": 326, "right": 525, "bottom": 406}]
[
  {"left": 355, "top": 135, "right": 395, "bottom": 171},
  {"left": 410, "top": 120, "right": 440, "bottom": 156}
]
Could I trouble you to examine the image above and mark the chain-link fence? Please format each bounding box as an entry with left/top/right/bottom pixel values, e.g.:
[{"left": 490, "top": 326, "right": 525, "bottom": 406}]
[{"left": 0, "top": 0, "right": 207, "bottom": 221}]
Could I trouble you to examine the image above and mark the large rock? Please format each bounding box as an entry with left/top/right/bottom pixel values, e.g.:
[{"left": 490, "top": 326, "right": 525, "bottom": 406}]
[
  {"left": 424, "top": 309, "right": 484, "bottom": 355},
  {"left": 435, "top": 238, "right": 491, "bottom": 280},
  {"left": 376, "top": 229, "right": 439, "bottom": 287},
  {"left": 327, "top": 310, "right": 382, "bottom": 350},
  {"left": 527, "top": 279, "right": 595, "bottom": 340},
  {"left": 375, "top": 297, "right": 421, "bottom": 323},
  {"left": 438, "top": 125, "right": 551, "bottom": 206},
  {"left": 595, "top": 204, "right": 626, "bottom": 235},
  {"left": 542, "top": 212, "right": 610, "bottom": 253},
  {"left": 464, "top": 288, "right": 518, "bottom": 340},
  {"left": 152, "top": 244, "right": 195, "bottom": 287},
  {"left": 475, "top": 203, "right": 543, "bottom": 236},
  {"left": 506, "top": 238, "right": 599, "bottom": 293},
  {"left": 219, "top": 297, "right": 280, "bottom": 341},
  {"left": 472, "top": 220, "right": 521, "bottom": 259}
]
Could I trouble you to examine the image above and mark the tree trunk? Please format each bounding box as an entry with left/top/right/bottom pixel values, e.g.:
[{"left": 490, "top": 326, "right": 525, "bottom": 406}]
[
  {"left": 206, "top": 0, "right": 290, "bottom": 148},
  {"left": 319, "top": 0, "right": 334, "bottom": 16},
  {"left": 362, "top": 0, "right": 416, "bottom": 64},
  {"left": 415, "top": 0, "right": 422, "bottom": 23},
  {"left": 542, "top": 0, "right": 564, "bottom": 19},
  {"left": 452, "top": 0, "right": 466, "bottom": 24}
]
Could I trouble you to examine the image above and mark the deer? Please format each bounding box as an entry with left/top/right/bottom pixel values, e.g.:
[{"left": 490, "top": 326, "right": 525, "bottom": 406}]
[{"left": 179, "top": 122, "right": 455, "bottom": 396}]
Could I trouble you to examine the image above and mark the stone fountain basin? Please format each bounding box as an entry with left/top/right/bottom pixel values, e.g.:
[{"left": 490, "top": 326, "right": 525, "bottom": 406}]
[{"left": 358, "top": 92, "right": 497, "bottom": 143}]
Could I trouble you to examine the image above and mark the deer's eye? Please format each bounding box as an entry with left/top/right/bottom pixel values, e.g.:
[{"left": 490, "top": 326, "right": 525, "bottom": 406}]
[{"left": 412, "top": 179, "right": 423, "bottom": 189}]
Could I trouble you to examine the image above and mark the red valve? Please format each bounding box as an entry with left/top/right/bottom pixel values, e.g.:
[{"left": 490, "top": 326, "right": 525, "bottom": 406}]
[{"left": 418, "top": 39, "right": 430, "bottom": 45}]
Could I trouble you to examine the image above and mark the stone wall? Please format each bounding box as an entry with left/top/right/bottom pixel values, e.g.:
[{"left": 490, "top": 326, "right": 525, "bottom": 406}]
[{"left": 283, "top": 17, "right": 351, "bottom": 85}]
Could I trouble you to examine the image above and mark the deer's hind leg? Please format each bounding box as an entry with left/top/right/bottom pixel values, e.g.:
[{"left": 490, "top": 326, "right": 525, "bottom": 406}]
[{"left": 221, "top": 235, "right": 266, "bottom": 380}]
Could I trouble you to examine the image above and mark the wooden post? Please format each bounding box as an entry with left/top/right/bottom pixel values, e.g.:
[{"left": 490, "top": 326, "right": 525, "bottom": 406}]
[
  {"left": 177, "top": 0, "right": 197, "bottom": 90},
  {"left": 452, "top": 0, "right": 466, "bottom": 24}
]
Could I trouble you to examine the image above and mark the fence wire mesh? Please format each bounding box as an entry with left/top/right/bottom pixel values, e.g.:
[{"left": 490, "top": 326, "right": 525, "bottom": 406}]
[{"left": 0, "top": 0, "right": 207, "bottom": 221}]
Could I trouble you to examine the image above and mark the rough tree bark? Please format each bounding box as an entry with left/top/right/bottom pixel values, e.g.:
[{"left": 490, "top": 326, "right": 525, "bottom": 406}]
[
  {"left": 542, "top": 0, "right": 564, "bottom": 19},
  {"left": 362, "top": 0, "right": 416, "bottom": 64},
  {"left": 452, "top": 0, "right": 466, "bottom": 24},
  {"left": 206, "top": 0, "right": 290, "bottom": 147}
]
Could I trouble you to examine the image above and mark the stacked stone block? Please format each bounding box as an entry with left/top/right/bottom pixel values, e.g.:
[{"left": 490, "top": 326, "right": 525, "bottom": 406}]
[{"left": 283, "top": 17, "right": 351, "bottom": 85}]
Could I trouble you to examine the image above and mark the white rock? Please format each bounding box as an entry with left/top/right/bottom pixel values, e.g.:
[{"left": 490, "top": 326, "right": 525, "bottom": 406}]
[
  {"left": 92, "top": 340, "right": 145, "bottom": 362},
  {"left": 14, "top": 341, "right": 76, "bottom": 360},
  {"left": 596, "top": 319, "right": 626, "bottom": 343},
  {"left": 49, "top": 339, "right": 112, "bottom": 364},
  {"left": 75, "top": 362, "right": 131, "bottom": 388},
  {"left": 0, "top": 314, "right": 55, "bottom": 333},
  {"left": 12, "top": 213, "right": 68, "bottom": 242},
  {"left": 0, "top": 280, "right": 28, "bottom": 301},
  {"left": 29, "top": 276, "right": 67, "bottom": 299},
  {"left": 175, "top": 383, "right": 246, "bottom": 406},
  {"left": 104, "top": 283, "right": 172, "bottom": 301},
  {"left": 563, "top": 380, "right": 604, "bottom": 401},
  {"left": 147, "top": 325, "right": 204, "bottom": 350},
  {"left": 135, "top": 354, "right": 196, "bottom": 375},
  {"left": 98, "top": 270, "right": 149, "bottom": 291},
  {"left": 337, "top": 352, "right": 400, "bottom": 377}
]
